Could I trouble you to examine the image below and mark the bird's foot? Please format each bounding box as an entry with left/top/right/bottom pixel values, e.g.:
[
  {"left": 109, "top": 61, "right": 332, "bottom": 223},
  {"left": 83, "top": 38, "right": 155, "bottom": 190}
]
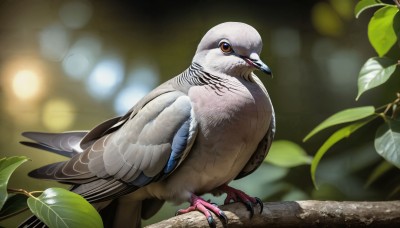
[
  {"left": 218, "top": 184, "right": 263, "bottom": 217},
  {"left": 176, "top": 194, "right": 228, "bottom": 228}
]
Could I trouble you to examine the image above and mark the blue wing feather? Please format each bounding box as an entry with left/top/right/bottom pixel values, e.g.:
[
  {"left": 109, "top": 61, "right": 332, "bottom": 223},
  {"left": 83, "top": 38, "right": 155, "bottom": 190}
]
[
  {"left": 130, "top": 172, "right": 153, "bottom": 186},
  {"left": 164, "top": 118, "right": 191, "bottom": 174}
]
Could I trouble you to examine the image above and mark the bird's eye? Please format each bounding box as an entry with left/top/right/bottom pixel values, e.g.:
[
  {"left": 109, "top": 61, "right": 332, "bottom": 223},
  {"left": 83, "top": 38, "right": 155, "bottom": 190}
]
[{"left": 219, "top": 41, "right": 233, "bottom": 53}]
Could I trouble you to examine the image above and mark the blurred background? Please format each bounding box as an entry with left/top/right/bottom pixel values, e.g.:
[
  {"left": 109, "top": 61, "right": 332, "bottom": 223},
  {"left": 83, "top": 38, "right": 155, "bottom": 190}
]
[{"left": 1, "top": 0, "right": 399, "bottom": 227}]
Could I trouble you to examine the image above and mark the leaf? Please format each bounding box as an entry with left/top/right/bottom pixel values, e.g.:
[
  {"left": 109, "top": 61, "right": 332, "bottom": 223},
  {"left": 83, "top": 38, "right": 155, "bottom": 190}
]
[
  {"left": 303, "top": 106, "right": 375, "bottom": 142},
  {"left": 375, "top": 120, "right": 400, "bottom": 168},
  {"left": 368, "top": 6, "right": 399, "bottom": 57},
  {"left": 0, "top": 194, "right": 28, "bottom": 220},
  {"left": 0, "top": 156, "right": 29, "bottom": 210},
  {"left": 365, "top": 160, "right": 393, "bottom": 187},
  {"left": 27, "top": 188, "right": 103, "bottom": 228},
  {"left": 311, "top": 117, "right": 376, "bottom": 189},
  {"left": 354, "top": 0, "right": 388, "bottom": 18},
  {"left": 265, "top": 140, "right": 312, "bottom": 167},
  {"left": 356, "top": 57, "right": 397, "bottom": 100}
]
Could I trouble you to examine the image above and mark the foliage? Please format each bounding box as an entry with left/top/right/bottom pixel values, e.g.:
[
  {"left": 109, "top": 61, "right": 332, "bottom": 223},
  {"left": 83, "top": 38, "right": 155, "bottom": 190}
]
[
  {"left": 304, "top": 0, "right": 400, "bottom": 189},
  {"left": 356, "top": 57, "right": 397, "bottom": 100},
  {"left": 27, "top": 188, "right": 103, "bottom": 228},
  {"left": 0, "top": 156, "right": 103, "bottom": 228},
  {"left": 0, "top": 157, "right": 29, "bottom": 209},
  {"left": 265, "top": 140, "right": 312, "bottom": 168}
]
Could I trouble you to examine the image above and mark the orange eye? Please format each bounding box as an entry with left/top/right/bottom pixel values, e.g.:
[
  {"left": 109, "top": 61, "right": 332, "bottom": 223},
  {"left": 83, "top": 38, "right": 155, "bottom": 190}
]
[{"left": 219, "top": 41, "right": 233, "bottom": 53}]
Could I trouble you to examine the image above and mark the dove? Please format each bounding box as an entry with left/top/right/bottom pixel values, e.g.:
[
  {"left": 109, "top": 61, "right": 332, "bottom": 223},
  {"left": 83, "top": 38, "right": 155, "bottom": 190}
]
[{"left": 19, "top": 21, "right": 275, "bottom": 228}]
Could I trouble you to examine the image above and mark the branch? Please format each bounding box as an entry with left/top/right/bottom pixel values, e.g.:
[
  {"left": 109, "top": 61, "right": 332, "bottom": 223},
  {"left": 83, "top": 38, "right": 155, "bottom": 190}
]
[{"left": 145, "top": 200, "right": 400, "bottom": 227}]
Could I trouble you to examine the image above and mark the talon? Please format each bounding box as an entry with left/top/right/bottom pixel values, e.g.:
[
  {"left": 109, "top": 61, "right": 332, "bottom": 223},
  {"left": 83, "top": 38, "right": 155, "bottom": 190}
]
[
  {"left": 245, "top": 201, "right": 254, "bottom": 218},
  {"left": 219, "top": 210, "right": 228, "bottom": 227},
  {"left": 175, "top": 208, "right": 184, "bottom": 216},
  {"left": 206, "top": 212, "right": 216, "bottom": 228},
  {"left": 255, "top": 197, "right": 263, "bottom": 214}
]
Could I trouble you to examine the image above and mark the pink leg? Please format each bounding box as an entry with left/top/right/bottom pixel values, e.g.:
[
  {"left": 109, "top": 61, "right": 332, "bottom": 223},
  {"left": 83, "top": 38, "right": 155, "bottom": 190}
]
[
  {"left": 218, "top": 184, "right": 263, "bottom": 217},
  {"left": 176, "top": 194, "right": 228, "bottom": 228}
]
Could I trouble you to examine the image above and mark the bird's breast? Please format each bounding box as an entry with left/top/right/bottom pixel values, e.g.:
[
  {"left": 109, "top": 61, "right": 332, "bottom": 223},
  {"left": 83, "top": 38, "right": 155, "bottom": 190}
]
[
  {"left": 189, "top": 79, "right": 272, "bottom": 137},
  {"left": 179, "top": 79, "right": 272, "bottom": 190}
]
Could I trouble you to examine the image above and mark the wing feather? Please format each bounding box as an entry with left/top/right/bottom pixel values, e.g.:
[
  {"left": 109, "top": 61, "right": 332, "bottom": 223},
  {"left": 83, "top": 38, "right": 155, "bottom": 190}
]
[{"left": 25, "top": 80, "right": 199, "bottom": 203}]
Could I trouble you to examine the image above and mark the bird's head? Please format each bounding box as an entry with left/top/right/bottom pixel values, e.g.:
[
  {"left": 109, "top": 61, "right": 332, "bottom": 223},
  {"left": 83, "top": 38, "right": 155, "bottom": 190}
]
[{"left": 193, "top": 22, "right": 272, "bottom": 78}]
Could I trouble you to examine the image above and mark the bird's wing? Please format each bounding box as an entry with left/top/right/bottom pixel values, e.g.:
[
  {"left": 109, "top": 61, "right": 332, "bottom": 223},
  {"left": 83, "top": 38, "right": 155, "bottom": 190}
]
[
  {"left": 235, "top": 74, "right": 276, "bottom": 180},
  {"left": 27, "top": 81, "right": 198, "bottom": 202}
]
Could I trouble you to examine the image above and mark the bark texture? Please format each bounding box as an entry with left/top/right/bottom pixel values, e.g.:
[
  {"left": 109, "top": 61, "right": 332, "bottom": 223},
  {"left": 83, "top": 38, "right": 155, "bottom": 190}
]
[{"left": 145, "top": 200, "right": 400, "bottom": 227}]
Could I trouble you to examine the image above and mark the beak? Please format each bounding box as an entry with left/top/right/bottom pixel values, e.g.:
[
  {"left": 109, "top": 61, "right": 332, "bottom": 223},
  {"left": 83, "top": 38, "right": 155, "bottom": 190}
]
[{"left": 241, "top": 53, "right": 272, "bottom": 76}]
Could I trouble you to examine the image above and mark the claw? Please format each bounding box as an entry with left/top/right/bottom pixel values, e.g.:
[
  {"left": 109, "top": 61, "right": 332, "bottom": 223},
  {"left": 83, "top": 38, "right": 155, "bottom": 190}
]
[
  {"left": 218, "top": 184, "right": 262, "bottom": 218},
  {"left": 219, "top": 210, "right": 228, "bottom": 227},
  {"left": 176, "top": 194, "right": 228, "bottom": 228},
  {"left": 255, "top": 197, "right": 263, "bottom": 214},
  {"left": 244, "top": 200, "right": 254, "bottom": 218},
  {"left": 175, "top": 209, "right": 182, "bottom": 216},
  {"left": 206, "top": 211, "right": 216, "bottom": 228}
]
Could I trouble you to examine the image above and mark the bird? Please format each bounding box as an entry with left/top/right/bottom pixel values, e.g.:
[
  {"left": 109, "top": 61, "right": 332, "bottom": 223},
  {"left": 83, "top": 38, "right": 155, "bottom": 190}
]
[{"left": 19, "top": 21, "right": 275, "bottom": 228}]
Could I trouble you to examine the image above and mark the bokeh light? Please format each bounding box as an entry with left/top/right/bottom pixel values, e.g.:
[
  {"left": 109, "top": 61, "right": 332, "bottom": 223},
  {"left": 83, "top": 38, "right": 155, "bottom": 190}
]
[
  {"left": 12, "top": 70, "right": 41, "bottom": 100},
  {"left": 114, "top": 85, "right": 148, "bottom": 115},
  {"left": 62, "top": 34, "right": 102, "bottom": 79},
  {"left": 39, "top": 22, "right": 70, "bottom": 61},
  {"left": 59, "top": 0, "right": 92, "bottom": 29},
  {"left": 327, "top": 49, "right": 362, "bottom": 88},
  {"left": 113, "top": 64, "right": 159, "bottom": 114},
  {"left": 42, "top": 98, "right": 76, "bottom": 132},
  {"left": 311, "top": 2, "right": 344, "bottom": 37},
  {"left": 129, "top": 64, "right": 159, "bottom": 88},
  {"left": 311, "top": 38, "right": 362, "bottom": 92},
  {"left": 86, "top": 56, "right": 124, "bottom": 100},
  {"left": 62, "top": 52, "right": 91, "bottom": 79},
  {"left": 330, "top": 0, "right": 353, "bottom": 20}
]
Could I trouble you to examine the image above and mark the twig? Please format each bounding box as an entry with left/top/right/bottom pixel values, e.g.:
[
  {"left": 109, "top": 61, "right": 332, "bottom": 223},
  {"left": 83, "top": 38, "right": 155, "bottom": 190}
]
[{"left": 394, "top": 0, "right": 400, "bottom": 8}]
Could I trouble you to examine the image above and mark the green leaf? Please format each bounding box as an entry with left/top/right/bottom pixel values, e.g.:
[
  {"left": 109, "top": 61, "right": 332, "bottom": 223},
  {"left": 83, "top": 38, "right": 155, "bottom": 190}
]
[
  {"left": 375, "top": 120, "right": 400, "bottom": 168},
  {"left": 311, "top": 117, "right": 376, "bottom": 189},
  {"left": 354, "top": 0, "right": 388, "bottom": 18},
  {"left": 0, "top": 194, "right": 28, "bottom": 220},
  {"left": 265, "top": 140, "right": 312, "bottom": 167},
  {"left": 356, "top": 57, "right": 397, "bottom": 100},
  {"left": 368, "top": 6, "right": 399, "bottom": 57},
  {"left": 27, "top": 188, "right": 103, "bottom": 228},
  {"left": 365, "top": 160, "right": 393, "bottom": 187},
  {"left": 303, "top": 106, "right": 375, "bottom": 142},
  {"left": 0, "top": 156, "right": 29, "bottom": 210}
]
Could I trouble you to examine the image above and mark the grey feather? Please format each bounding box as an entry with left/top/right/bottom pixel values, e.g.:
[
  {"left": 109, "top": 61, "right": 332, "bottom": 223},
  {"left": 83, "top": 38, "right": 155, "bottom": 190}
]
[{"left": 21, "top": 131, "right": 88, "bottom": 157}]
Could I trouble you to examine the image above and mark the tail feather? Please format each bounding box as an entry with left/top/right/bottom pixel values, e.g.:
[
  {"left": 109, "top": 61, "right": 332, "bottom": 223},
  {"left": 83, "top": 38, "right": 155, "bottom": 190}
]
[
  {"left": 20, "top": 141, "right": 76, "bottom": 158},
  {"left": 21, "top": 131, "right": 88, "bottom": 158}
]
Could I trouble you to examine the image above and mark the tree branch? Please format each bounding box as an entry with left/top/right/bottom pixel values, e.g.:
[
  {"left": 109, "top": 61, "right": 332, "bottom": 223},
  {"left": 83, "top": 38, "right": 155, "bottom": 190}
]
[{"left": 145, "top": 200, "right": 400, "bottom": 227}]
